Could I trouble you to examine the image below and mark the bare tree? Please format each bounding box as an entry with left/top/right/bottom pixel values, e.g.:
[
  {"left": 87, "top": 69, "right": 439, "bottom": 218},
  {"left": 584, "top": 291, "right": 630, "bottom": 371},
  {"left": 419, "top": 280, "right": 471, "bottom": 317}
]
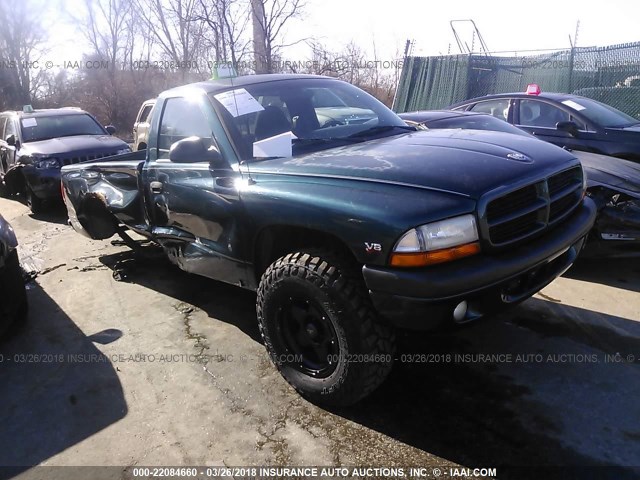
[
  {"left": 78, "top": 0, "right": 134, "bottom": 69},
  {"left": 251, "top": 0, "right": 305, "bottom": 73},
  {"left": 135, "top": 0, "right": 207, "bottom": 77},
  {"left": 197, "top": 0, "right": 251, "bottom": 69},
  {"left": 0, "top": 0, "right": 48, "bottom": 108},
  {"left": 300, "top": 40, "right": 402, "bottom": 107},
  {"left": 69, "top": 0, "right": 136, "bottom": 128}
]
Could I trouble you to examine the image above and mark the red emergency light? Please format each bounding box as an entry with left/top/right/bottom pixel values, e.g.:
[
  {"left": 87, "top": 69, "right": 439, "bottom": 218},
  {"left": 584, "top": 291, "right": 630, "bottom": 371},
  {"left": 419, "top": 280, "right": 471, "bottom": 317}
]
[{"left": 526, "top": 84, "right": 541, "bottom": 95}]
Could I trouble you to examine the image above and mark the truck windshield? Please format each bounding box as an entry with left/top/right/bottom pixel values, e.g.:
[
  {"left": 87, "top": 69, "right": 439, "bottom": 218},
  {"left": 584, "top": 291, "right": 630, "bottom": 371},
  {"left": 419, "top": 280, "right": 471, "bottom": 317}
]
[
  {"left": 20, "top": 114, "right": 106, "bottom": 142},
  {"left": 208, "top": 78, "right": 412, "bottom": 160}
]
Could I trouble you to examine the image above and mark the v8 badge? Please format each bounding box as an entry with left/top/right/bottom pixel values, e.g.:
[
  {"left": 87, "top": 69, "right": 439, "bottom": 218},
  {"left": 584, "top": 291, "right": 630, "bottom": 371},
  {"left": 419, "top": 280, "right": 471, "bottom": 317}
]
[{"left": 364, "top": 242, "right": 382, "bottom": 253}]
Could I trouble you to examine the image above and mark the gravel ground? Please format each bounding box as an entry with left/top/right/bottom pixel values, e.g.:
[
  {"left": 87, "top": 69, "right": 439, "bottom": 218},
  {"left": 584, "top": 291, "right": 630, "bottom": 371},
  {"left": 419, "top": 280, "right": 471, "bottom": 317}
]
[{"left": 0, "top": 196, "right": 638, "bottom": 480}]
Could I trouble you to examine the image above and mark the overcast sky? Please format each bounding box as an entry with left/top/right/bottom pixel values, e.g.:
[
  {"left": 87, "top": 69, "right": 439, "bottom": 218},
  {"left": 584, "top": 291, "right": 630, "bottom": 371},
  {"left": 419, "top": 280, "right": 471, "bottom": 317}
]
[
  {"left": 284, "top": 0, "right": 640, "bottom": 58},
  {"left": 51, "top": 0, "right": 640, "bottom": 63}
]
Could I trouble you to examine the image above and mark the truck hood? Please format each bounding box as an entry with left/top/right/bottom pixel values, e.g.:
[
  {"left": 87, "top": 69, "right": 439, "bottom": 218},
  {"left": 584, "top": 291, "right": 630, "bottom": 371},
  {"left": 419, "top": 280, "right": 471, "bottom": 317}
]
[
  {"left": 21, "top": 135, "right": 128, "bottom": 156},
  {"left": 249, "top": 129, "right": 579, "bottom": 199},
  {"left": 576, "top": 151, "right": 640, "bottom": 197}
]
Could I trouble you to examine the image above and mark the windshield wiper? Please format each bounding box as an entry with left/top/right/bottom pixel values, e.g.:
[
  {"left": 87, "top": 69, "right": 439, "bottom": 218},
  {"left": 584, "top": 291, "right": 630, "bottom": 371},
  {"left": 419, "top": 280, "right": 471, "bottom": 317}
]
[
  {"left": 293, "top": 137, "right": 364, "bottom": 147},
  {"left": 346, "top": 124, "right": 416, "bottom": 139}
]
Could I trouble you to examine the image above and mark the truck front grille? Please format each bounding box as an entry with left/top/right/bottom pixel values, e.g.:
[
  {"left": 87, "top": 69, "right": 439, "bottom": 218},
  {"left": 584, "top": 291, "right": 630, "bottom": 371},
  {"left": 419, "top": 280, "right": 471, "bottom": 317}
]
[
  {"left": 60, "top": 152, "right": 118, "bottom": 166},
  {"left": 483, "top": 166, "right": 583, "bottom": 247}
]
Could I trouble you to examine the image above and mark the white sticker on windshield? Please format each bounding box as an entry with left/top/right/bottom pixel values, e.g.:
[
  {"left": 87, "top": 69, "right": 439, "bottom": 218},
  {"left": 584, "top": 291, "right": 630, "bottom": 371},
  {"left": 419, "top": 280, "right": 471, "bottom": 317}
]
[
  {"left": 21, "top": 118, "right": 37, "bottom": 128},
  {"left": 214, "top": 88, "right": 264, "bottom": 117},
  {"left": 561, "top": 100, "right": 586, "bottom": 111}
]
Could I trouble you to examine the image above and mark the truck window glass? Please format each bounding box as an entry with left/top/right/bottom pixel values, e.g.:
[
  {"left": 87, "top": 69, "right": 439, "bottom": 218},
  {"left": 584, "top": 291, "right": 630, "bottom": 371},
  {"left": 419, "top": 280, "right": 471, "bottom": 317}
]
[
  {"left": 4, "top": 118, "right": 17, "bottom": 138},
  {"left": 470, "top": 99, "right": 510, "bottom": 120},
  {"left": 158, "top": 97, "right": 213, "bottom": 158},
  {"left": 208, "top": 79, "right": 402, "bottom": 161},
  {"left": 519, "top": 100, "right": 570, "bottom": 128}
]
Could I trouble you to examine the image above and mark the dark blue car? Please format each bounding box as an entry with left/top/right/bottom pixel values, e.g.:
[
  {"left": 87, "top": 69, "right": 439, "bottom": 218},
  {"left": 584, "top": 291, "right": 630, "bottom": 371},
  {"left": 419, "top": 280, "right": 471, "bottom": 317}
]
[
  {"left": 0, "top": 108, "right": 130, "bottom": 213},
  {"left": 448, "top": 85, "right": 640, "bottom": 162}
]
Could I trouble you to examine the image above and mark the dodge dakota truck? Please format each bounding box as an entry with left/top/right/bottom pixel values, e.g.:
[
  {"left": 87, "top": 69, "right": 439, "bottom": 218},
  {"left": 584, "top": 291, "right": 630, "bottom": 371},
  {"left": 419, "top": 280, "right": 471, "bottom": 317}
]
[{"left": 61, "top": 74, "right": 597, "bottom": 406}]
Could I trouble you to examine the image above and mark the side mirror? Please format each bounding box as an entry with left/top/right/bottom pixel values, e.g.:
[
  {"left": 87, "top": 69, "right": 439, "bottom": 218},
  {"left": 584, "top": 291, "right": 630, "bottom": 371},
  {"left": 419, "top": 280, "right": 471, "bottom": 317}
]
[
  {"left": 169, "top": 136, "right": 224, "bottom": 166},
  {"left": 5, "top": 134, "right": 16, "bottom": 147},
  {"left": 105, "top": 125, "right": 116, "bottom": 135},
  {"left": 556, "top": 121, "right": 579, "bottom": 137}
]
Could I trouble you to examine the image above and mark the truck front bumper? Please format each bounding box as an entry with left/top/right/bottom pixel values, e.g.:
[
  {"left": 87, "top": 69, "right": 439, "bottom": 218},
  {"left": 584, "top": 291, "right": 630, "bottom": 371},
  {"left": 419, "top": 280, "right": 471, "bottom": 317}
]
[{"left": 363, "top": 197, "right": 597, "bottom": 330}]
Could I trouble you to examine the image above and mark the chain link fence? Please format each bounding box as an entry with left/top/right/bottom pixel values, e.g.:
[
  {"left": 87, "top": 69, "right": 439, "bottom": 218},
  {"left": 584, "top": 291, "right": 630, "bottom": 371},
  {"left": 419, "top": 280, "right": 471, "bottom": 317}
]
[{"left": 393, "top": 41, "right": 640, "bottom": 118}]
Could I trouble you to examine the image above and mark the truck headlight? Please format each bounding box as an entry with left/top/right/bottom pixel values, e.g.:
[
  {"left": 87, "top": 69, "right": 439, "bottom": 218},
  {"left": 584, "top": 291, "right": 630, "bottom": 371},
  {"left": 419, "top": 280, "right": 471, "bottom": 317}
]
[
  {"left": 35, "top": 157, "right": 61, "bottom": 169},
  {"left": 390, "top": 214, "right": 480, "bottom": 267},
  {"left": 116, "top": 147, "right": 131, "bottom": 155}
]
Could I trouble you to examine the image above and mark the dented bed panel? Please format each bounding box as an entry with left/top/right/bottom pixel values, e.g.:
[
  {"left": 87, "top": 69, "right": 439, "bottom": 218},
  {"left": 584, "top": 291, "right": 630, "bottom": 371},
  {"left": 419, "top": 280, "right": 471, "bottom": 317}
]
[{"left": 61, "top": 153, "right": 148, "bottom": 239}]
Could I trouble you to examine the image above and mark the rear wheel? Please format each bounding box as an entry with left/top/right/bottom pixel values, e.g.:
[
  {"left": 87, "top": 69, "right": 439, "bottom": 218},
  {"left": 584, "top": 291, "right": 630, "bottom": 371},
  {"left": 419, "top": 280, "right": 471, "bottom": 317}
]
[{"left": 257, "top": 250, "right": 395, "bottom": 406}]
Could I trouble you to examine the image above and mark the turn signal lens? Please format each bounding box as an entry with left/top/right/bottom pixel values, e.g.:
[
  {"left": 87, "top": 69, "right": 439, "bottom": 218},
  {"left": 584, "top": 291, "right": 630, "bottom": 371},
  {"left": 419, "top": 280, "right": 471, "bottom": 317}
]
[{"left": 390, "top": 242, "right": 481, "bottom": 267}]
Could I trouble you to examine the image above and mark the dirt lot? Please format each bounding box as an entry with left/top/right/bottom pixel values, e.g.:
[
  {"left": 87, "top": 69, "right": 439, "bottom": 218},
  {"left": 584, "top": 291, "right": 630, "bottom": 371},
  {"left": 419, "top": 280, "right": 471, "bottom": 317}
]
[{"left": 0, "top": 195, "right": 639, "bottom": 479}]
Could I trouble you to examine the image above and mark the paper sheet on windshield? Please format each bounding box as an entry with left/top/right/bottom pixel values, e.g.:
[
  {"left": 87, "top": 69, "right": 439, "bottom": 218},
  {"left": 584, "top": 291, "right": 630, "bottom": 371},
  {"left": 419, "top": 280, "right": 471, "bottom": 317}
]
[
  {"left": 214, "top": 88, "right": 264, "bottom": 117},
  {"left": 253, "top": 131, "right": 296, "bottom": 158},
  {"left": 562, "top": 100, "right": 586, "bottom": 111},
  {"left": 21, "top": 118, "right": 37, "bottom": 127}
]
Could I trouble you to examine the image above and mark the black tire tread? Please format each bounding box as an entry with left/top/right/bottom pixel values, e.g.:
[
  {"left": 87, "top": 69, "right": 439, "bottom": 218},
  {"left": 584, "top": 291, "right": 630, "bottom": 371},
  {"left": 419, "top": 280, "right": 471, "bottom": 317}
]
[
  {"left": 26, "top": 184, "right": 44, "bottom": 214},
  {"left": 257, "top": 249, "right": 395, "bottom": 406}
]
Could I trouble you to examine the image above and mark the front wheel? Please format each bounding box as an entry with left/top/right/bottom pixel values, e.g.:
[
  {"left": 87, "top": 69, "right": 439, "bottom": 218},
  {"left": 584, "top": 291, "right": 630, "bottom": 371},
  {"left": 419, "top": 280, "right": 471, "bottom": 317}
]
[
  {"left": 257, "top": 250, "right": 395, "bottom": 406},
  {"left": 25, "top": 185, "right": 45, "bottom": 214}
]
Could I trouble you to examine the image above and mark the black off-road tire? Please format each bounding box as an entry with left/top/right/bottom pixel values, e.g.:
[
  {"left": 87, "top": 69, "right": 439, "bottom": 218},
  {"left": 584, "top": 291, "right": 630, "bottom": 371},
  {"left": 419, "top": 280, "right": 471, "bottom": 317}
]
[
  {"left": 257, "top": 250, "right": 395, "bottom": 406},
  {"left": 25, "top": 185, "right": 45, "bottom": 214}
]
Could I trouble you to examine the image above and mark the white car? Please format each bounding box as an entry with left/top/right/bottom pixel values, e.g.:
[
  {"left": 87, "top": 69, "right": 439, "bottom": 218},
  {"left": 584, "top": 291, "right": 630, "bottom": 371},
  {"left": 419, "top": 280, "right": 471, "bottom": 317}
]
[{"left": 133, "top": 99, "right": 156, "bottom": 151}]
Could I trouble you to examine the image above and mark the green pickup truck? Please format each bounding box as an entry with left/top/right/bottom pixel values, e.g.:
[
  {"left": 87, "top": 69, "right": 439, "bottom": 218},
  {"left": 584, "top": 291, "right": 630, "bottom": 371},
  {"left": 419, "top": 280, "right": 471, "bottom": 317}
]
[{"left": 61, "top": 74, "right": 597, "bottom": 406}]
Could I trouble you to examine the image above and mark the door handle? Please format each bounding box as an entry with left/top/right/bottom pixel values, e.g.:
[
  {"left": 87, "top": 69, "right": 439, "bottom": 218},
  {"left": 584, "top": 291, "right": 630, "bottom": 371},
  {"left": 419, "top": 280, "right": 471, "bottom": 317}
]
[{"left": 150, "top": 181, "right": 164, "bottom": 193}]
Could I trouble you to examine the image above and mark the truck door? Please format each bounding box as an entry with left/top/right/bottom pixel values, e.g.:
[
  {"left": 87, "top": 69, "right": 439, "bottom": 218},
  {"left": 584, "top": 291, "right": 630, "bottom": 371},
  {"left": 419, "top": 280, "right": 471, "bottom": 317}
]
[
  {"left": 515, "top": 99, "right": 602, "bottom": 153},
  {"left": 143, "top": 95, "right": 250, "bottom": 287},
  {"left": 0, "top": 117, "right": 17, "bottom": 176}
]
